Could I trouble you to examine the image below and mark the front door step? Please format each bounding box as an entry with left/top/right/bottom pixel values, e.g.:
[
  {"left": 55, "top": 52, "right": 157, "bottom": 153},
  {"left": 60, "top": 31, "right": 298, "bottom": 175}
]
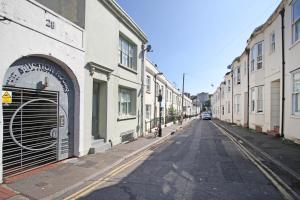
[{"left": 89, "top": 140, "right": 111, "bottom": 154}]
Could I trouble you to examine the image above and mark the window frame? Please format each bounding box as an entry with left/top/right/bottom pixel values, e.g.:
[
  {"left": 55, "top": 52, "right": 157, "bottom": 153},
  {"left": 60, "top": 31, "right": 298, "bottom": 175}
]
[
  {"left": 292, "top": 0, "right": 300, "bottom": 43},
  {"left": 257, "top": 86, "right": 264, "bottom": 113},
  {"left": 292, "top": 69, "right": 300, "bottom": 115},
  {"left": 146, "top": 104, "right": 151, "bottom": 120},
  {"left": 250, "top": 41, "right": 264, "bottom": 72},
  {"left": 146, "top": 75, "right": 151, "bottom": 93},
  {"left": 119, "top": 35, "right": 137, "bottom": 71},
  {"left": 251, "top": 87, "right": 256, "bottom": 112},
  {"left": 118, "top": 87, "right": 137, "bottom": 117},
  {"left": 270, "top": 32, "right": 276, "bottom": 53}
]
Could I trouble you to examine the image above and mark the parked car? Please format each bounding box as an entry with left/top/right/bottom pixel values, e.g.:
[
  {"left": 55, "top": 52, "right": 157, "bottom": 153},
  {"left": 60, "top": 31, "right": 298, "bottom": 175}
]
[{"left": 201, "top": 112, "right": 212, "bottom": 120}]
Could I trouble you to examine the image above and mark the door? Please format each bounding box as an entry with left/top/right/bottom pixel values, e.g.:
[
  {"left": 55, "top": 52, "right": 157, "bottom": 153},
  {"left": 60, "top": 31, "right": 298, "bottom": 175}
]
[{"left": 2, "top": 86, "right": 59, "bottom": 177}]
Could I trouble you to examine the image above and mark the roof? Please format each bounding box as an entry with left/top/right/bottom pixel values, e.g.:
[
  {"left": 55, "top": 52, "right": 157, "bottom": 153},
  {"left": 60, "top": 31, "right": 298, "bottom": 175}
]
[
  {"left": 247, "top": 0, "right": 287, "bottom": 43},
  {"left": 101, "top": 0, "right": 148, "bottom": 44}
]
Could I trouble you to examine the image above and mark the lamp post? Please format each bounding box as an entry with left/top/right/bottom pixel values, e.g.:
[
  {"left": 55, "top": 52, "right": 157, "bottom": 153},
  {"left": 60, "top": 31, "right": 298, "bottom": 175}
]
[
  {"left": 154, "top": 72, "right": 163, "bottom": 129},
  {"left": 158, "top": 89, "right": 163, "bottom": 137}
]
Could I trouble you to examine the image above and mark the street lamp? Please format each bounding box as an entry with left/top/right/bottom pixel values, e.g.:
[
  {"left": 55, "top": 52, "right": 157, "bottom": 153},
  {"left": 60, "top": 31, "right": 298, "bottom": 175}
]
[{"left": 153, "top": 72, "right": 163, "bottom": 130}]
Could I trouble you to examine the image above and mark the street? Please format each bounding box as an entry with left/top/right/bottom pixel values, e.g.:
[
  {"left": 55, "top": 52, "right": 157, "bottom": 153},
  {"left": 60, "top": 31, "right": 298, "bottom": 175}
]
[{"left": 73, "top": 120, "right": 283, "bottom": 200}]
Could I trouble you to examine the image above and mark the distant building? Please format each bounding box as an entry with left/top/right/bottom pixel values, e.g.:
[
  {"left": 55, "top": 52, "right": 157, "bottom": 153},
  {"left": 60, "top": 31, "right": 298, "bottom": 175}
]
[
  {"left": 183, "top": 92, "right": 191, "bottom": 98},
  {"left": 196, "top": 92, "right": 209, "bottom": 106}
]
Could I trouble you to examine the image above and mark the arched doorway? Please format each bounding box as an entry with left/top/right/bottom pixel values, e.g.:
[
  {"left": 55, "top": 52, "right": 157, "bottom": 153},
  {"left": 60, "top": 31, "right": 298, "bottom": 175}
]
[{"left": 2, "top": 56, "right": 76, "bottom": 177}]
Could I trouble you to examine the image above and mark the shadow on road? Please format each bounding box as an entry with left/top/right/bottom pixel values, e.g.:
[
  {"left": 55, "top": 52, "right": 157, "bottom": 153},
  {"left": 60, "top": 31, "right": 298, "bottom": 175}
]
[{"left": 79, "top": 120, "right": 283, "bottom": 200}]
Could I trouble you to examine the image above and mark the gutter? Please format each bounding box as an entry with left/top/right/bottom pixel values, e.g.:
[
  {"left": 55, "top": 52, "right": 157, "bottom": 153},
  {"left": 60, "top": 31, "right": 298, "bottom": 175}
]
[
  {"left": 280, "top": 8, "right": 285, "bottom": 137},
  {"left": 246, "top": 48, "right": 250, "bottom": 128}
]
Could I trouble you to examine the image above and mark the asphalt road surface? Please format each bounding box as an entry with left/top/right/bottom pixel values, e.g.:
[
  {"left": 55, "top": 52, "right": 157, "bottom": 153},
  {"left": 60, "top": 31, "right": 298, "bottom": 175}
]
[{"left": 80, "top": 120, "right": 283, "bottom": 200}]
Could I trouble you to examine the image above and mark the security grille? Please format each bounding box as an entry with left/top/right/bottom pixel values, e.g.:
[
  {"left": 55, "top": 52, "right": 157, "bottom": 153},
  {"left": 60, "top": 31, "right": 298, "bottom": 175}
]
[{"left": 2, "top": 86, "right": 59, "bottom": 177}]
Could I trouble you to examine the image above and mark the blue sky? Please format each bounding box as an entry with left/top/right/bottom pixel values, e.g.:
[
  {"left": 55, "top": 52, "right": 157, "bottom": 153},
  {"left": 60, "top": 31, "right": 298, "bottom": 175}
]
[{"left": 116, "top": 0, "right": 282, "bottom": 95}]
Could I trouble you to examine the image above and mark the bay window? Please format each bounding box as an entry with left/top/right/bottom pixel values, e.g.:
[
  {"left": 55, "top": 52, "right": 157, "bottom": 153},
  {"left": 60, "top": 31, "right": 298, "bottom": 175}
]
[
  {"left": 292, "top": 0, "right": 300, "bottom": 43},
  {"left": 119, "top": 35, "right": 137, "bottom": 70},
  {"left": 251, "top": 88, "right": 255, "bottom": 112},
  {"left": 292, "top": 71, "right": 300, "bottom": 115},
  {"left": 250, "top": 42, "right": 264, "bottom": 71},
  {"left": 257, "top": 86, "right": 264, "bottom": 113},
  {"left": 118, "top": 87, "right": 136, "bottom": 117},
  {"left": 250, "top": 86, "right": 264, "bottom": 113}
]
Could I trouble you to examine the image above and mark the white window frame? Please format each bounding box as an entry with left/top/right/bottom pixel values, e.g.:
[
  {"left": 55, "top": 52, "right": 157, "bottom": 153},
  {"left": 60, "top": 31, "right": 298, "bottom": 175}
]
[
  {"left": 292, "top": 70, "right": 300, "bottom": 115},
  {"left": 292, "top": 0, "right": 300, "bottom": 43},
  {"left": 235, "top": 95, "right": 240, "bottom": 114},
  {"left": 270, "top": 32, "right": 276, "bottom": 53},
  {"left": 119, "top": 35, "right": 137, "bottom": 71},
  {"left": 237, "top": 66, "right": 241, "bottom": 84},
  {"left": 257, "top": 86, "right": 264, "bottom": 113},
  {"left": 146, "top": 75, "right": 151, "bottom": 93},
  {"left": 118, "top": 87, "right": 136, "bottom": 117},
  {"left": 251, "top": 88, "right": 256, "bottom": 112},
  {"left": 250, "top": 41, "right": 264, "bottom": 72},
  {"left": 146, "top": 104, "right": 151, "bottom": 120}
]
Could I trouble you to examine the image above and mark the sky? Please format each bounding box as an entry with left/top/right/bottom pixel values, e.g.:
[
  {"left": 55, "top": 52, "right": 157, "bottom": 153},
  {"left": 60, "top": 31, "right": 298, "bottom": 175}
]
[{"left": 116, "top": 0, "right": 282, "bottom": 95}]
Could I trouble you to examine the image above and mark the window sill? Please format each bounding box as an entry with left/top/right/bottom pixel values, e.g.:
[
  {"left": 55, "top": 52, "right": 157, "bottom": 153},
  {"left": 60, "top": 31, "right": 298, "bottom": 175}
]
[
  {"left": 146, "top": 90, "right": 151, "bottom": 94},
  {"left": 290, "top": 114, "right": 300, "bottom": 119},
  {"left": 118, "top": 64, "right": 138, "bottom": 74},
  {"left": 289, "top": 39, "right": 300, "bottom": 50},
  {"left": 117, "top": 116, "right": 137, "bottom": 121}
]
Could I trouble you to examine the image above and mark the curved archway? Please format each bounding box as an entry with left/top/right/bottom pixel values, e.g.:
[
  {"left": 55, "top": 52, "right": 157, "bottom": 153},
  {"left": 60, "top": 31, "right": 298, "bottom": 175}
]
[{"left": 2, "top": 55, "right": 80, "bottom": 176}]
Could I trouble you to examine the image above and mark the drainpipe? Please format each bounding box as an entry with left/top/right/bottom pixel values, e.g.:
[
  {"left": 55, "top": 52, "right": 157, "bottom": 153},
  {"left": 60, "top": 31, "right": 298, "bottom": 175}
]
[
  {"left": 220, "top": 87, "right": 222, "bottom": 120},
  {"left": 141, "top": 44, "right": 146, "bottom": 136},
  {"left": 280, "top": 9, "right": 285, "bottom": 137},
  {"left": 231, "top": 71, "right": 234, "bottom": 123},
  {"left": 246, "top": 48, "right": 250, "bottom": 128}
]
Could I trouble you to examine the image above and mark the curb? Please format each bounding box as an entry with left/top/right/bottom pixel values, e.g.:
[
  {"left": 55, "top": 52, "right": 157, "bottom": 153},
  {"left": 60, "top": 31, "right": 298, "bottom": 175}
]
[
  {"left": 40, "top": 119, "right": 194, "bottom": 200},
  {"left": 213, "top": 120, "right": 300, "bottom": 183}
]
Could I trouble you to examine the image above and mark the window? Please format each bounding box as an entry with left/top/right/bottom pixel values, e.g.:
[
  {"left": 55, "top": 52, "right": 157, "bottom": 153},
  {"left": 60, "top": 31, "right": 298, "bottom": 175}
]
[
  {"left": 118, "top": 87, "right": 136, "bottom": 117},
  {"left": 257, "top": 42, "right": 263, "bottom": 69},
  {"left": 292, "top": 71, "right": 300, "bottom": 115},
  {"left": 228, "top": 101, "right": 231, "bottom": 113},
  {"left": 222, "top": 106, "right": 224, "bottom": 115},
  {"left": 146, "top": 105, "right": 151, "bottom": 120},
  {"left": 146, "top": 76, "right": 151, "bottom": 93},
  {"left": 161, "top": 85, "right": 164, "bottom": 98},
  {"left": 235, "top": 95, "right": 240, "bottom": 113},
  {"left": 250, "top": 42, "right": 264, "bottom": 71},
  {"left": 292, "top": 0, "right": 300, "bottom": 43},
  {"left": 244, "top": 61, "right": 247, "bottom": 75},
  {"left": 166, "top": 89, "right": 168, "bottom": 101},
  {"left": 156, "top": 83, "right": 160, "bottom": 96},
  {"left": 250, "top": 86, "right": 264, "bottom": 113},
  {"left": 270, "top": 32, "right": 276, "bottom": 53},
  {"left": 257, "top": 86, "right": 264, "bottom": 113},
  {"left": 119, "top": 36, "right": 137, "bottom": 70},
  {"left": 251, "top": 88, "right": 255, "bottom": 112},
  {"left": 237, "top": 66, "right": 241, "bottom": 84},
  {"left": 228, "top": 80, "right": 231, "bottom": 92}
]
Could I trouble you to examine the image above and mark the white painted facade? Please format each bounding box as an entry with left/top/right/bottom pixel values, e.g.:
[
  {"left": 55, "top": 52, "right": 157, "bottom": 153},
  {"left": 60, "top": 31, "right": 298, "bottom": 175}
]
[
  {"left": 0, "top": 0, "right": 85, "bottom": 181},
  {"left": 212, "top": 0, "right": 300, "bottom": 143}
]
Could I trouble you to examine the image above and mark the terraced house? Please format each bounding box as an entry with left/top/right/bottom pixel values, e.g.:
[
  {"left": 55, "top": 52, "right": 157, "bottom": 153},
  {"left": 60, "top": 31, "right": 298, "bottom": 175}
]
[
  {"left": 212, "top": 0, "right": 300, "bottom": 144},
  {"left": 0, "top": 0, "right": 197, "bottom": 183}
]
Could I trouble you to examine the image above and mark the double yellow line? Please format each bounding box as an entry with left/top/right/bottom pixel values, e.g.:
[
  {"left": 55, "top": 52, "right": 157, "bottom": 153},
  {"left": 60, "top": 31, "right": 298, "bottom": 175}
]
[
  {"left": 211, "top": 121, "right": 299, "bottom": 200},
  {"left": 64, "top": 140, "right": 164, "bottom": 200}
]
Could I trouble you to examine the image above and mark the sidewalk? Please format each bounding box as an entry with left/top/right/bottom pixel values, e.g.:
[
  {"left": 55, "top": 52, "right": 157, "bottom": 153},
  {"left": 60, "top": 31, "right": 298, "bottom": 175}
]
[
  {"left": 214, "top": 120, "right": 300, "bottom": 194},
  {"left": 2, "top": 118, "right": 195, "bottom": 200}
]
